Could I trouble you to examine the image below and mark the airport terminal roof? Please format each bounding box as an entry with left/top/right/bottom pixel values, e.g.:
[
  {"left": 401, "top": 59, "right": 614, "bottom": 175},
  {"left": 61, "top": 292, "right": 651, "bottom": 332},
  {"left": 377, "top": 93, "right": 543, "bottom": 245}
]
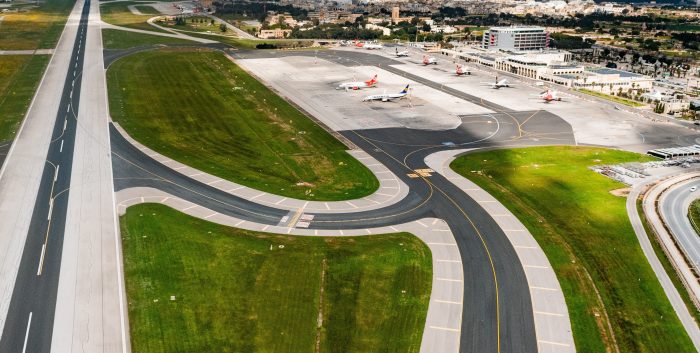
[{"left": 586, "top": 67, "right": 645, "bottom": 78}]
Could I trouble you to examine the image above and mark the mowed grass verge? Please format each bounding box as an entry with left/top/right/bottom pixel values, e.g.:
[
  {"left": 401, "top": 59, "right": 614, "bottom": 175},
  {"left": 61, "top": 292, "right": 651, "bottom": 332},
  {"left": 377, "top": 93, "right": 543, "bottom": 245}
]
[
  {"left": 100, "top": 1, "right": 168, "bottom": 33},
  {"left": 107, "top": 48, "right": 378, "bottom": 200},
  {"left": 451, "top": 146, "right": 694, "bottom": 353},
  {"left": 689, "top": 199, "right": 700, "bottom": 236},
  {"left": 102, "top": 28, "right": 195, "bottom": 49},
  {"left": 0, "top": 55, "right": 50, "bottom": 141},
  {"left": 121, "top": 204, "right": 432, "bottom": 353},
  {"left": 0, "top": 0, "right": 75, "bottom": 50},
  {"left": 577, "top": 89, "right": 645, "bottom": 108}
]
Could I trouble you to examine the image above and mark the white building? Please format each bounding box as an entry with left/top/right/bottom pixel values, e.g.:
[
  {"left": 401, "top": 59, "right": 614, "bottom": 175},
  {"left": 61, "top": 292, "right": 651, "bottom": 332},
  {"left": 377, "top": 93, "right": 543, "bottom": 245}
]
[
  {"left": 482, "top": 26, "right": 549, "bottom": 51},
  {"left": 365, "top": 23, "right": 390, "bottom": 36},
  {"left": 442, "top": 47, "right": 651, "bottom": 94}
]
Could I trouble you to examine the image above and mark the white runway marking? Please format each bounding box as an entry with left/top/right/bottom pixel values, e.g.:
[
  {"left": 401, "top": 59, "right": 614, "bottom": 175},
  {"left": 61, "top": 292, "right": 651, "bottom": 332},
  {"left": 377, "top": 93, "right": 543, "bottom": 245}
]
[
  {"left": 538, "top": 340, "right": 571, "bottom": 347},
  {"left": 36, "top": 244, "right": 46, "bottom": 276},
  {"left": 429, "top": 325, "right": 460, "bottom": 332},
  {"left": 21, "top": 312, "right": 32, "bottom": 353},
  {"left": 434, "top": 299, "right": 462, "bottom": 305}
]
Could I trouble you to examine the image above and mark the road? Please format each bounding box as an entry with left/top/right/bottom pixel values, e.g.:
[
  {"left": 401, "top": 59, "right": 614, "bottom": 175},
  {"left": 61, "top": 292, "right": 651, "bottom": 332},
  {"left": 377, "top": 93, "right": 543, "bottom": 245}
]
[
  {"left": 0, "top": 0, "right": 88, "bottom": 352},
  {"left": 660, "top": 179, "right": 700, "bottom": 271},
  {"left": 630, "top": 173, "right": 700, "bottom": 350}
]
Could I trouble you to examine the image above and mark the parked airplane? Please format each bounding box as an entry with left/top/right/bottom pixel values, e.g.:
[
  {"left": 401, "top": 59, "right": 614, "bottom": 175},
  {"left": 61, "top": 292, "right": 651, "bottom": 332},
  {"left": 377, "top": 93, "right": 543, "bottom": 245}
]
[
  {"left": 538, "top": 89, "right": 562, "bottom": 103},
  {"left": 455, "top": 64, "right": 471, "bottom": 76},
  {"left": 423, "top": 55, "right": 437, "bottom": 65},
  {"left": 482, "top": 77, "right": 512, "bottom": 89},
  {"left": 363, "top": 85, "right": 410, "bottom": 102},
  {"left": 395, "top": 48, "right": 409, "bottom": 57},
  {"left": 337, "top": 74, "right": 378, "bottom": 91},
  {"left": 364, "top": 43, "right": 384, "bottom": 50}
]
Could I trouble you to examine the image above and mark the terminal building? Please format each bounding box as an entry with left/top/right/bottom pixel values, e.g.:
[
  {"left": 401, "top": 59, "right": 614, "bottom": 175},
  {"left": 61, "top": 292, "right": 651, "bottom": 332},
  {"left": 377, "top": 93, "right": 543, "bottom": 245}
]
[
  {"left": 442, "top": 47, "right": 652, "bottom": 94},
  {"left": 482, "top": 26, "right": 550, "bottom": 51}
]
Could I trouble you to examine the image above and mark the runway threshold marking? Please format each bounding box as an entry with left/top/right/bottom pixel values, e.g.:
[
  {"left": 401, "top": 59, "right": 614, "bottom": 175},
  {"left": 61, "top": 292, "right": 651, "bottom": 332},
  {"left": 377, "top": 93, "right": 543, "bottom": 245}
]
[{"left": 21, "top": 312, "right": 32, "bottom": 353}]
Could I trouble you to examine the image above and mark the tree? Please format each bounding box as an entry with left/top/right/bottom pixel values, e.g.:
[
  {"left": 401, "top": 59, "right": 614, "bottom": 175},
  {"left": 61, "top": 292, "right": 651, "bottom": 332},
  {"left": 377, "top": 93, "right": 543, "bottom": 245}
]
[{"left": 219, "top": 23, "right": 227, "bottom": 32}]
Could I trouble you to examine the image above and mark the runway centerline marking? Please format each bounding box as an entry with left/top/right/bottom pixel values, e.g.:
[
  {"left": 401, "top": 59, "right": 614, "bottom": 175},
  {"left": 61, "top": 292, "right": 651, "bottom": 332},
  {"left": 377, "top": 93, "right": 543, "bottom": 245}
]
[
  {"left": 21, "top": 312, "right": 32, "bottom": 353},
  {"left": 36, "top": 244, "right": 47, "bottom": 276}
]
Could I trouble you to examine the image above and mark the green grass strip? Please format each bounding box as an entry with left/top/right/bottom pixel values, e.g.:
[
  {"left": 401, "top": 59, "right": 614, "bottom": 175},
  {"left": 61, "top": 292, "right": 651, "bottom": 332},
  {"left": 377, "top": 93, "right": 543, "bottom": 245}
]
[
  {"left": 100, "top": 1, "right": 169, "bottom": 33},
  {"left": 102, "top": 28, "right": 195, "bottom": 49},
  {"left": 107, "top": 48, "right": 378, "bottom": 200},
  {"left": 121, "top": 203, "right": 431, "bottom": 352},
  {"left": 0, "top": 0, "right": 75, "bottom": 50},
  {"left": 451, "top": 146, "right": 694, "bottom": 353},
  {"left": 0, "top": 55, "right": 50, "bottom": 142},
  {"left": 577, "top": 89, "right": 645, "bottom": 108}
]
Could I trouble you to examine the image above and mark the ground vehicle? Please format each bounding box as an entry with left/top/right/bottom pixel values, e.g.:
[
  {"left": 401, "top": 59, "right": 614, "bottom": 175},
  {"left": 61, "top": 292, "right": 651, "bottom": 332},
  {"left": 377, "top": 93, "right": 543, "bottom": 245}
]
[{"left": 691, "top": 186, "right": 697, "bottom": 192}]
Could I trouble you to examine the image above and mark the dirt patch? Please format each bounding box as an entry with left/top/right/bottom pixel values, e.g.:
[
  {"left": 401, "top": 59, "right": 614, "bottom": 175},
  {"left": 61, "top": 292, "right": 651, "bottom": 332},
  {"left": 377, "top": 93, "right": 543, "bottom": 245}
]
[{"left": 610, "top": 188, "right": 631, "bottom": 197}]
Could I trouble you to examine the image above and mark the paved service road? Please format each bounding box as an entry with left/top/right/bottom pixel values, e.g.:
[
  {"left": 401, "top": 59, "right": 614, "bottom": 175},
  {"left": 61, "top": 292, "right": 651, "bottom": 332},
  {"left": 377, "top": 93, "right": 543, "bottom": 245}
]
[
  {"left": 0, "top": 0, "right": 89, "bottom": 352},
  {"left": 660, "top": 178, "right": 700, "bottom": 271}
]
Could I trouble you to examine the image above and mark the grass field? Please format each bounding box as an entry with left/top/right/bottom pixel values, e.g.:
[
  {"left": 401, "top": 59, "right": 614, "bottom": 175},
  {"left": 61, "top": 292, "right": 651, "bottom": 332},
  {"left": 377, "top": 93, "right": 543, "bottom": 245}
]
[
  {"left": 577, "top": 89, "right": 646, "bottom": 108},
  {"left": 170, "top": 30, "right": 314, "bottom": 49},
  {"left": 159, "top": 16, "right": 235, "bottom": 36},
  {"left": 0, "top": 55, "right": 50, "bottom": 142},
  {"left": 451, "top": 146, "right": 695, "bottom": 353},
  {"left": 100, "top": 1, "right": 167, "bottom": 33},
  {"left": 102, "top": 28, "right": 195, "bottom": 49},
  {"left": 121, "top": 204, "right": 432, "bottom": 353},
  {"left": 0, "top": 0, "right": 75, "bottom": 50},
  {"left": 134, "top": 5, "right": 160, "bottom": 15},
  {"left": 107, "top": 48, "right": 378, "bottom": 200}
]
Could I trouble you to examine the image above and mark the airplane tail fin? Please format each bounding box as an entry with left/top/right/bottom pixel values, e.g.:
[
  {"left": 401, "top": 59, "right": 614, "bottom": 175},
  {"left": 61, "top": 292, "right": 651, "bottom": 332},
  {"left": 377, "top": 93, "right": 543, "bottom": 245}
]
[
  {"left": 400, "top": 85, "right": 410, "bottom": 94},
  {"left": 366, "top": 74, "right": 377, "bottom": 85}
]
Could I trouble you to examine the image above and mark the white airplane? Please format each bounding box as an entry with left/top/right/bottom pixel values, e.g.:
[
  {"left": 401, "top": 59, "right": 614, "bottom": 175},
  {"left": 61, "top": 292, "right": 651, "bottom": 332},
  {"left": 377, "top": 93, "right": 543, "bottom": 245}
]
[
  {"left": 538, "top": 89, "right": 562, "bottom": 103},
  {"left": 455, "top": 64, "right": 470, "bottom": 76},
  {"left": 395, "top": 48, "right": 409, "bottom": 57},
  {"left": 364, "top": 43, "right": 383, "bottom": 50},
  {"left": 337, "top": 74, "right": 378, "bottom": 91},
  {"left": 422, "top": 55, "right": 437, "bottom": 65},
  {"left": 363, "top": 85, "right": 410, "bottom": 102},
  {"left": 482, "top": 77, "right": 512, "bottom": 89}
]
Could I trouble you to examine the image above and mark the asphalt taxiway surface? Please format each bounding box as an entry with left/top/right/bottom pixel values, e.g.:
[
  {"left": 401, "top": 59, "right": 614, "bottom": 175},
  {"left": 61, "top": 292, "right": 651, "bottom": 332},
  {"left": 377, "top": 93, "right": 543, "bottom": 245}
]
[
  {"left": 112, "top": 100, "right": 574, "bottom": 352},
  {"left": 0, "top": 1, "right": 88, "bottom": 352}
]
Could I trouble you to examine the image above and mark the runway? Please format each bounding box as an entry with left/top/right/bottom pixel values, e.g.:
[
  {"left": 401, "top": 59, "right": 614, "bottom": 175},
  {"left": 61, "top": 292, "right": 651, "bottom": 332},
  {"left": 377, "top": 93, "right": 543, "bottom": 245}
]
[{"left": 0, "top": 0, "right": 89, "bottom": 352}]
